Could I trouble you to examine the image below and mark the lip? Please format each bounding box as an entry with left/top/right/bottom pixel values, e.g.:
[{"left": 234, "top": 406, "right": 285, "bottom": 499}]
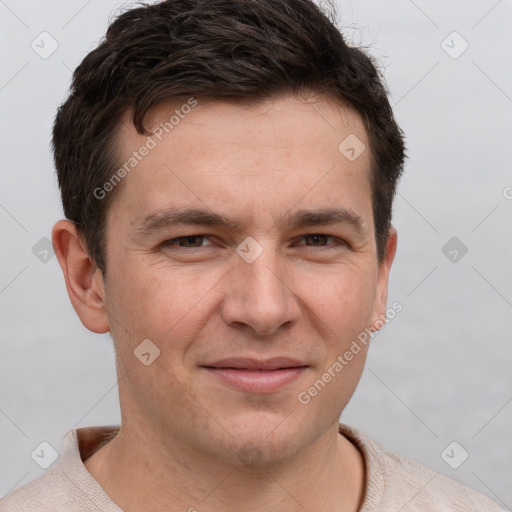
[
  {"left": 200, "top": 357, "right": 309, "bottom": 393},
  {"left": 203, "top": 357, "right": 307, "bottom": 370}
]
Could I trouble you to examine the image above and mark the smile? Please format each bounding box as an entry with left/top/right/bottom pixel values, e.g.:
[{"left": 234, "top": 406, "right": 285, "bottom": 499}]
[{"left": 202, "top": 367, "right": 308, "bottom": 393}]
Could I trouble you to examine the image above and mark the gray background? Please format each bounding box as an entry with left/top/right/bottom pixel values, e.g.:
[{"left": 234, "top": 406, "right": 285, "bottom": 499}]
[{"left": 0, "top": 0, "right": 511, "bottom": 508}]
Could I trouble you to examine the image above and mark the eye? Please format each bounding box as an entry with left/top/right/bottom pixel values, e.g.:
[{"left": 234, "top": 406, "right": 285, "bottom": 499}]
[
  {"left": 296, "top": 234, "right": 345, "bottom": 248},
  {"left": 160, "top": 233, "right": 346, "bottom": 251},
  {"left": 162, "top": 235, "right": 214, "bottom": 248}
]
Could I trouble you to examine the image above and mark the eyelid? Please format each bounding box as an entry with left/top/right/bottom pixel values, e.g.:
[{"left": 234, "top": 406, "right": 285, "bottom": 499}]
[
  {"left": 161, "top": 235, "right": 215, "bottom": 248},
  {"left": 161, "top": 233, "right": 346, "bottom": 249},
  {"left": 295, "top": 234, "right": 345, "bottom": 246}
]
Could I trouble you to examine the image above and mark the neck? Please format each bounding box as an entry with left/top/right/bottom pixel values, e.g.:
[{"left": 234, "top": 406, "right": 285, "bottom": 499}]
[{"left": 84, "top": 421, "right": 365, "bottom": 512}]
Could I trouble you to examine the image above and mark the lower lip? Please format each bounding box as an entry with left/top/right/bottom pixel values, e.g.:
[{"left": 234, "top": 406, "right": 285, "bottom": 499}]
[{"left": 202, "top": 367, "right": 308, "bottom": 393}]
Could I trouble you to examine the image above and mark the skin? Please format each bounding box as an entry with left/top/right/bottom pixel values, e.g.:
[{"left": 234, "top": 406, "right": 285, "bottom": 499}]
[{"left": 52, "top": 92, "right": 397, "bottom": 512}]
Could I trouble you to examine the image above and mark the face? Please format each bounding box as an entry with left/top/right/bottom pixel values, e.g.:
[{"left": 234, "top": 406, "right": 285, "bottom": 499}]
[{"left": 97, "top": 93, "right": 395, "bottom": 466}]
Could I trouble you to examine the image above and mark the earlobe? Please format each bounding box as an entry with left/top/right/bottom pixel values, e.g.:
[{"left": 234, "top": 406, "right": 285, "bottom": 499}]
[
  {"left": 52, "top": 220, "right": 110, "bottom": 334},
  {"left": 370, "top": 228, "right": 398, "bottom": 333}
]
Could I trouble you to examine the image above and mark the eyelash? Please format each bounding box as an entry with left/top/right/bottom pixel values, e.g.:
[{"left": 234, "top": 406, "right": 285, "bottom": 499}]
[{"left": 161, "top": 234, "right": 346, "bottom": 250}]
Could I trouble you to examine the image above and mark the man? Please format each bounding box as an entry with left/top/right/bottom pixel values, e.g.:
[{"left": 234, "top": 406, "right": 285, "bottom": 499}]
[{"left": 0, "top": 0, "right": 503, "bottom": 510}]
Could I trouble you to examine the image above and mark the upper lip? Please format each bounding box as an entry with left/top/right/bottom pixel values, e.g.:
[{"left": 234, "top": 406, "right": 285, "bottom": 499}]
[{"left": 201, "top": 357, "right": 308, "bottom": 370}]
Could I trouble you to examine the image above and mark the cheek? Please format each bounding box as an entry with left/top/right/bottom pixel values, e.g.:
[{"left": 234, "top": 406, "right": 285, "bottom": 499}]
[
  {"left": 106, "top": 261, "right": 219, "bottom": 354},
  {"left": 301, "top": 264, "right": 378, "bottom": 338}
]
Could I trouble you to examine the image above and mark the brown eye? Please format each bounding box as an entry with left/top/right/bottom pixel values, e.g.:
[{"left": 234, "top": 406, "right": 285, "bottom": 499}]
[
  {"left": 298, "top": 234, "right": 345, "bottom": 248},
  {"left": 162, "top": 235, "right": 213, "bottom": 248},
  {"left": 304, "top": 234, "right": 329, "bottom": 246}
]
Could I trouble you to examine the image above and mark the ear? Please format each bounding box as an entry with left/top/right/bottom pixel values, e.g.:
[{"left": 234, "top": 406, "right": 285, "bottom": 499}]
[
  {"left": 52, "top": 220, "right": 110, "bottom": 333},
  {"left": 369, "top": 228, "right": 398, "bottom": 333}
]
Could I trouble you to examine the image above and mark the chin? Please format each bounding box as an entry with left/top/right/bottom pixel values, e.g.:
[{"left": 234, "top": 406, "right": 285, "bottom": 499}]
[{"left": 218, "top": 412, "right": 310, "bottom": 468}]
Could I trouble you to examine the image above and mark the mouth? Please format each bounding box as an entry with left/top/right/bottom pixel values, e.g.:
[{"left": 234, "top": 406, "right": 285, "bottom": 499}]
[{"left": 200, "top": 357, "right": 309, "bottom": 393}]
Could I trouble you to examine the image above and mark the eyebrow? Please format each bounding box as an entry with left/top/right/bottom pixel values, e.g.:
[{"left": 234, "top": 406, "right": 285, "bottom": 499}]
[{"left": 134, "top": 206, "right": 365, "bottom": 238}]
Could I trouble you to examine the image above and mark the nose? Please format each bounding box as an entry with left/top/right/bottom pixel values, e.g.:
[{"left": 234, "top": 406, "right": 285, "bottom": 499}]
[{"left": 220, "top": 244, "right": 301, "bottom": 337}]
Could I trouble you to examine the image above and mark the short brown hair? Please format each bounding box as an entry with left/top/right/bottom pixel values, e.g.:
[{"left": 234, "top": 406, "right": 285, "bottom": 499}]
[{"left": 52, "top": 0, "right": 406, "bottom": 273}]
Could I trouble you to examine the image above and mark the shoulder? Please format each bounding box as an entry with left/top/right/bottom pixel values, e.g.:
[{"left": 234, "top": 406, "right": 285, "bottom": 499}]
[
  {"left": 339, "top": 423, "right": 504, "bottom": 512},
  {"left": 0, "top": 466, "right": 70, "bottom": 512},
  {"left": 379, "top": 449, "right": 502, "bottom": 511},
  {"left": 0, "top": 427, "right": 121, "bottom": 512}
]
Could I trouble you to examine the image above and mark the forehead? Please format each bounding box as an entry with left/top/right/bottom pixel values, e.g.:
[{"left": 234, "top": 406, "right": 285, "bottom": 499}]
[
  {"left": 116, "top": 93, "right": 367, "bottom": 149},
  {"left": 109, "top": 93, "right": 373, "bottom": 232}
]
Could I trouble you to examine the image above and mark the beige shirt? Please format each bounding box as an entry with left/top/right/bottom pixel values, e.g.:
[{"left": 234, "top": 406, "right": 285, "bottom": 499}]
[{"left": 0, "top": 423, "right": 503, "bottom": 511}]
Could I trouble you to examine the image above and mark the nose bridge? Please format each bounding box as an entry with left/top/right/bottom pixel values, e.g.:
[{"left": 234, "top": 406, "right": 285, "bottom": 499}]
[
  {"left": 244, "top": 245, "right": 286, "bottom": 299},
  {"left": 221, "top": 236, "right": 299, "bottom": 336}
]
